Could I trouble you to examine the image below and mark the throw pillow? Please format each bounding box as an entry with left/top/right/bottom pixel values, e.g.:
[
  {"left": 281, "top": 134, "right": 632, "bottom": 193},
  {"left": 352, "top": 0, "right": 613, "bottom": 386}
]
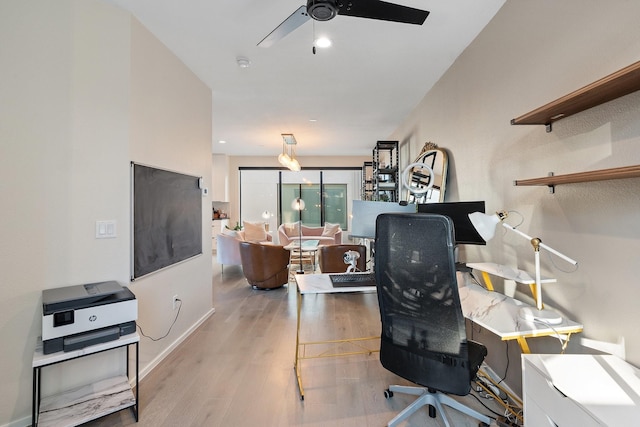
[
  {"left": 322, "top": 222, "right": 340, "bottom": 237},
  {"left": 284, "top": 221, "right": 301, "bottom": 238},
  {"left": 243, "top": 221, "right": 267, "bottom": 242}
]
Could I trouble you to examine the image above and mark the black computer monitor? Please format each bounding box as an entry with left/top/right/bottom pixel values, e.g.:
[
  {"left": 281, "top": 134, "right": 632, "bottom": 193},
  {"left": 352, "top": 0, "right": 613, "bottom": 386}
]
[{"left": 417, "top": 201, "right": 486, "bottom": 245}]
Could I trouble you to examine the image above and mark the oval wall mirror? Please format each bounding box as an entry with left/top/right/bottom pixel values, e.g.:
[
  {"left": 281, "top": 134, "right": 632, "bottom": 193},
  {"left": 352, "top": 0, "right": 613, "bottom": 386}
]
[{"left": 404, "top": 142, "right": 448, "bottom": 203}]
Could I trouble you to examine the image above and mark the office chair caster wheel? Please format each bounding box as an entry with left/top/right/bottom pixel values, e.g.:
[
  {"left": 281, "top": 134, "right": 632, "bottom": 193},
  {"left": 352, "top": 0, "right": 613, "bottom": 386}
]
[{"left": 384, "top": 389, "right": 393, "bottom": 398}]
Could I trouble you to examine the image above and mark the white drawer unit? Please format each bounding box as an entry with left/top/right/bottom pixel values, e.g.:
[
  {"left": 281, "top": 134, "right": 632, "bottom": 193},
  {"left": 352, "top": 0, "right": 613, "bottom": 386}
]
[{"left": 522, "top": 354, "right": 640, "bottom": 426}]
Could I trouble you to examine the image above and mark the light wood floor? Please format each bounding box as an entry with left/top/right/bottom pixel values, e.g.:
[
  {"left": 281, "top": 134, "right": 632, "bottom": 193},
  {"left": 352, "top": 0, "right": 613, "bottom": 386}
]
[{"left": 89, "top": 260, "right": 503, "bottom": 427}]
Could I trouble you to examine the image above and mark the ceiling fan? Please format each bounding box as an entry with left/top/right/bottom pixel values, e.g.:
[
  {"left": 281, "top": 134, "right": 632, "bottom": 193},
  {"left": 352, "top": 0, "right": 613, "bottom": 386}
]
[{"left": 258, "top": 0, "right": 430, "bottom": 48}]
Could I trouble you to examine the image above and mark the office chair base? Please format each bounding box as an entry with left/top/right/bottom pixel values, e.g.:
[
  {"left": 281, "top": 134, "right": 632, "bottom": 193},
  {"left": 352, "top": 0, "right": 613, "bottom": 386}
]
[{"left": 385, "top": 385, "right": 491, "bottom": 427}]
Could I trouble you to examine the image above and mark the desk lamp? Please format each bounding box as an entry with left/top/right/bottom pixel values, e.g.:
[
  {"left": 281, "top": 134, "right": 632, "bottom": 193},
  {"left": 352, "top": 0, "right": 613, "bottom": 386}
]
[
  {"left": 292, "top": 198, "right": 305, "bottom": 274},
  {"left": 468, "top": 210, "right": 578, "bottom": 324}
]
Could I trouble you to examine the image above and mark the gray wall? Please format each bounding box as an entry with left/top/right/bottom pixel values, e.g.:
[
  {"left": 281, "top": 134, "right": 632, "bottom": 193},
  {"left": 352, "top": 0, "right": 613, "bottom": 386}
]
[
  {"left": 391, "top": 0, "right": 640, "bottom": 392},
  {"left": 0, "top": 1, "right": 213, "bottom": 424}
]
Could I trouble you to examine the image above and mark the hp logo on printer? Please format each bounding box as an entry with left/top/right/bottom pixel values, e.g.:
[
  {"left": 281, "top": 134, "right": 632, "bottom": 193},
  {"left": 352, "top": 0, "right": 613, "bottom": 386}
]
[{"left": 89, "top": 315, "right": 97, "bottom": 322}]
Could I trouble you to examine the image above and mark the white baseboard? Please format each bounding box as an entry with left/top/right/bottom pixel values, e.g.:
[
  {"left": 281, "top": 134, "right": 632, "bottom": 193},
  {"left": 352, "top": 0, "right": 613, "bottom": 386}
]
[
  {"left": 137, "top": 307, "right": 216, "bottom": 382},
  {"left": 1, "top": 417, "right": 30, "bottom": 427},
  {"left": 5, "top": 308, "right": 217, "bottom": 427}
]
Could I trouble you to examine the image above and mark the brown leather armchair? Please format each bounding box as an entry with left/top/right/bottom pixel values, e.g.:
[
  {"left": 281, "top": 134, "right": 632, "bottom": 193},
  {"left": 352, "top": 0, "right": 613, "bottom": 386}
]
[
  {"left": 239, "top": 242, "right": 290, "bottom": 290},
  {"left": 318, "top": 244, "right": 367, "bottom": 273}
]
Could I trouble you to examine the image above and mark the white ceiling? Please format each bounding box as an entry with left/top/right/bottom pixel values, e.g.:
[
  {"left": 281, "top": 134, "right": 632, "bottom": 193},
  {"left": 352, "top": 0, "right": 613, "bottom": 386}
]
[{"left": 103, "top": 0, "right": 505, "bottom": 156}]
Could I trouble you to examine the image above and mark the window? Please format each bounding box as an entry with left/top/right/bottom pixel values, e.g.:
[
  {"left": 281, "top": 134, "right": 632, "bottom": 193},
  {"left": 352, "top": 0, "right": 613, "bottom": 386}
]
[
  {"left": 239, "top": 168, "right": 360, "bottom": 233},
  {"left": 281, "top": 183, "right": 347, "bottom": 229},
  {"left": 323, "top": 184, "right": 347, "bottom": 228}
]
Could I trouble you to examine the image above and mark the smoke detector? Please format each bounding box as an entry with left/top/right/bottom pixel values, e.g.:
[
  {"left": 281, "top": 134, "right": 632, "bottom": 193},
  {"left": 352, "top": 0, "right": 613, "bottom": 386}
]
[{"left": 236, "top": 56, "right": 251, "bottom": 68}]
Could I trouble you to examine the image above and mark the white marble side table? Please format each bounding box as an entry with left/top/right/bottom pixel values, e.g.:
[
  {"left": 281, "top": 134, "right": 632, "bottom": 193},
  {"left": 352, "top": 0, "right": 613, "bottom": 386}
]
[{"left": 32, "top": 333, "right": 139, "bottom": 426}]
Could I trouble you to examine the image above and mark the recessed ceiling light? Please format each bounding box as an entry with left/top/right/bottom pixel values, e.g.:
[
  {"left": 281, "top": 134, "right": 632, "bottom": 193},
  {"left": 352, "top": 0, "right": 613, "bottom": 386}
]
[
  {"left": 309, "top": 119, "right": 317, "bottom": 122},
  {"left": 218, "top": 140, "right": 227, "bottom": 144},
  {"left": 315, "top": 37, "right": 332, "bottom": 48}
]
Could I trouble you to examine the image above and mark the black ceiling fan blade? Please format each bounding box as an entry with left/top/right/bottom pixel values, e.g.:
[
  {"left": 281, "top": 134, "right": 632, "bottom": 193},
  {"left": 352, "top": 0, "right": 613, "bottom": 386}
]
[
  {"left": 258, "top": 5, "right": 310, "bottom": 47},
  {"left": 337, "top": 0, "right": 429, "bottom": 25}
]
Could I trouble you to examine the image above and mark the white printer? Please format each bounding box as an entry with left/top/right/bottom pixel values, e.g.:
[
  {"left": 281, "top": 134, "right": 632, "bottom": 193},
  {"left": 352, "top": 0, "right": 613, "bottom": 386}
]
[{"left": 42, "top": 281, "right": 137, "bottom": 354}]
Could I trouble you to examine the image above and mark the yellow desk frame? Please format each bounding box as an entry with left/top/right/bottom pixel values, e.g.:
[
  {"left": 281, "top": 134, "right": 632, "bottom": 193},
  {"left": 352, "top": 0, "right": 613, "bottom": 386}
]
[{"left": 293, "top": 273, "right": 378, "bottom": 400}]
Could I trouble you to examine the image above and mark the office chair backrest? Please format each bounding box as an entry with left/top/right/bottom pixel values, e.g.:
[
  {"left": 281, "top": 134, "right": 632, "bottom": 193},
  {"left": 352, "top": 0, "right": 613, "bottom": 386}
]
[{"left": 374, "top": 213, "right": 473, "bottom": 395}]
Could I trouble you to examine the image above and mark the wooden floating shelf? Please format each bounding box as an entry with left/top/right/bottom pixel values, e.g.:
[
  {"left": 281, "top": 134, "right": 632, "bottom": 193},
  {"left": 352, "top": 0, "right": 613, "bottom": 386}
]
[
  {"left": 511, "top": 60, "right": 640, "bottom": 131},
  {"left": 514, "top": 165, "right": 640, "bottom": 187}
]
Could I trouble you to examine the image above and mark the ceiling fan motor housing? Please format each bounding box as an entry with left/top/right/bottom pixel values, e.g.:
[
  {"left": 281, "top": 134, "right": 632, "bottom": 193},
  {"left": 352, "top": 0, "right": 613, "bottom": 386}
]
[
  {"left": 307, "top": 0, "right": 340, "bottom": 21},
  {"left": 258, "top": 1, "right": 428, "bottom": 48}
]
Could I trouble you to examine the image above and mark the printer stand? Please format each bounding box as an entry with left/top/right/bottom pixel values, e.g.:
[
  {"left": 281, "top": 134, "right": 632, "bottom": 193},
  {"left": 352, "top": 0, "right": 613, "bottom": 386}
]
[{"left": 32, "top": 333, "right": 139, "bottom": 426}]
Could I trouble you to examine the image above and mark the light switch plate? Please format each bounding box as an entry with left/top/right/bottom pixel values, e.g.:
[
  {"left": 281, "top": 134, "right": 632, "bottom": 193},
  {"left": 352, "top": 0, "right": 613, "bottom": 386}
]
[{"left": 96, "top": 220, "right": 117, "bottom": 238}]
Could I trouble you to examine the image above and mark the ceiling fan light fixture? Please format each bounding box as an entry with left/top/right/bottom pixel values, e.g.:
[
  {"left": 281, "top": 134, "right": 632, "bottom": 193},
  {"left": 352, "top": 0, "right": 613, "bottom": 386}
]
[
  {"left": 315, "top": 37, "right": 332, "bottom": 48},
  {"left": 307, "top": 0, "right": 338, "bottom": 21},
  {"left": 259, "top": 0, "right": 428, "bottom": 48}
]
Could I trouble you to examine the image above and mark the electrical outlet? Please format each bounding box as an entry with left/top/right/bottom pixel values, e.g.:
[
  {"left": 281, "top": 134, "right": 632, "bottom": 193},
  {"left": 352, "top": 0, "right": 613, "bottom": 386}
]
[{"left": 172, "top": 295, "right": 179, "bottom": 310}]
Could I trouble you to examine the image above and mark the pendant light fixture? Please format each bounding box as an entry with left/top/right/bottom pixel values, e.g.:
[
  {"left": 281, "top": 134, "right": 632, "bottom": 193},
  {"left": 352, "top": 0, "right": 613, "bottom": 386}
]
[{"left": 278, "top": 133, "right": 302, "bottom": 171}]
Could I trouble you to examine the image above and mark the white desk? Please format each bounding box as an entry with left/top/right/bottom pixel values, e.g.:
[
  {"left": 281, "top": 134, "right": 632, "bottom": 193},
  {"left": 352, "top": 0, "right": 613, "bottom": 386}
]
[
  {"left": 295, "top": 272, "right": 375, "bottom": 295},
  {"left": 294, "top": 273, "right": 378, "bottom": 400},
  {"left": 523, "top": 354, "right": 640, "bottom": 426},
  {"left": 458, "top": 272, "right": 582, "bottom": 425},
  {"left": 457, "top": 272, "right": 582, "bottom": 353}
]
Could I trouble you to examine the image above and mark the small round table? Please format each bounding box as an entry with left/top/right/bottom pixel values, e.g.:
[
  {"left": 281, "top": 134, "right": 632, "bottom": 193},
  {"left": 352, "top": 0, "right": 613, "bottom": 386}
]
[{"left": 284, "top": 242, "right": 319, "bottom": 274}]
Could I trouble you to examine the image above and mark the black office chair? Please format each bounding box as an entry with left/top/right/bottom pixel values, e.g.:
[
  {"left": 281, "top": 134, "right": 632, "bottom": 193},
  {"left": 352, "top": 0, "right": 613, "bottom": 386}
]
[{"left": 375, "top": 213, "right": 491, "bottom": 427}]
